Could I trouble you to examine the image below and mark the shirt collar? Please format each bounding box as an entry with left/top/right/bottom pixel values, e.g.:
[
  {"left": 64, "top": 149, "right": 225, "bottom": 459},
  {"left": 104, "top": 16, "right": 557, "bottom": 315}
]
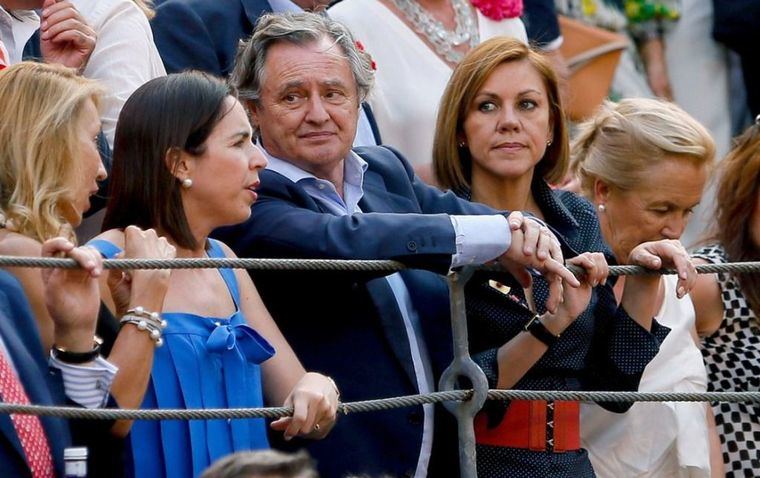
[
  {"left": 267, "top": 0, "right": 303, "bottom": 13},
  {"left": 262, "top": 145, "right": 368, "bottom": 190},
  {"left": 0, "top": 8, "right": 39, "bottom": 64}
]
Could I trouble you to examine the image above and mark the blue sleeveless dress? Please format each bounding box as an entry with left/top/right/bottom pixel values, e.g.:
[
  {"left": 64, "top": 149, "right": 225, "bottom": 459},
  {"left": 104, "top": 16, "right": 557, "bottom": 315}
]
[{"left": 89, "top": 239, "right": 275, "bottom": 478}]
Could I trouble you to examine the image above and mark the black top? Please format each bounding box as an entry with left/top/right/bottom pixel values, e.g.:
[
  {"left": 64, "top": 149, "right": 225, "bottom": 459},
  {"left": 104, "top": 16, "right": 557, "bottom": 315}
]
[{"left": 458, "top": 179, "right": 670, "bottom": 477}]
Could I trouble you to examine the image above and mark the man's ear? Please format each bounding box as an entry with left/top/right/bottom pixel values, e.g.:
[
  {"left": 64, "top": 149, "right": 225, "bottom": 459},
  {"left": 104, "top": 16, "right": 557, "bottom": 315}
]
[
  {"left": 245, "top": 100, "right": 260, "bottom": 130},
  {"left": 165, "top": 147, "right": 193, "bottom": 181}
]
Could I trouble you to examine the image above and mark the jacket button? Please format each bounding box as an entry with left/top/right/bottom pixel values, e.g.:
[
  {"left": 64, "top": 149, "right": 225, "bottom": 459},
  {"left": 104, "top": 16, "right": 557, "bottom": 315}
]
[
  {"left": 406, "top": 240, "right": 417, "bottom": 252},
  {"left": 408, "top": 409, "right": 423, "bottom": 425}
]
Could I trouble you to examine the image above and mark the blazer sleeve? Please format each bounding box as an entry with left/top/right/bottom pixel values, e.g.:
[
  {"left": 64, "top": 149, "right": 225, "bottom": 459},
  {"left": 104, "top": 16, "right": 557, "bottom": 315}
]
[
  {"left": 215, "top": 146, "right": 505, "bottom": 274},
  {"left": 151, "top": 0, "right": 224, "bottom": 75}
]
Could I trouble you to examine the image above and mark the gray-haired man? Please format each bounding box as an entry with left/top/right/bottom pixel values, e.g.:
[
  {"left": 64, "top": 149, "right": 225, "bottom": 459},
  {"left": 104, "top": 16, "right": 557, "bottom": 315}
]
[{"left": 215, "top": 12, "right": 576, "bottom": 477}]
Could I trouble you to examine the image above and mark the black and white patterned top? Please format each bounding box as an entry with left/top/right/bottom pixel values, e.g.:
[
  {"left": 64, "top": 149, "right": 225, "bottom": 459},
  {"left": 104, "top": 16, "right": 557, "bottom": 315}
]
[
  {"left": 457, "top": 179, "right": 670, "bottom": 478},
  {"left": 692, "top": 244, "right": 760, "bottom": 477}
]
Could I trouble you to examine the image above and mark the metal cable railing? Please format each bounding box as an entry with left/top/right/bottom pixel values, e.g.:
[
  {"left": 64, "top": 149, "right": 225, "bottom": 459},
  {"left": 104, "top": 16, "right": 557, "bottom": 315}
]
[{"left": 0, "top": 254, "right": 756, "bottom": 477}]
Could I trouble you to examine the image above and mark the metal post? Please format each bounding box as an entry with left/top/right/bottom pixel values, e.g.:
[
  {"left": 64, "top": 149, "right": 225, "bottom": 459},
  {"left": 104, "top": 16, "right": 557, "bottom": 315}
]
[{"left": 438, "top": 267, "right": 489, "bottom": 478}]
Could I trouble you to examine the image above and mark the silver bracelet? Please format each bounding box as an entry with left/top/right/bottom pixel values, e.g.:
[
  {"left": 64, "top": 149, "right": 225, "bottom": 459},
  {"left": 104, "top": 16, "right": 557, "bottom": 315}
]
[{"left": 120, "top": 307, "right": 167, "bottom": 347}]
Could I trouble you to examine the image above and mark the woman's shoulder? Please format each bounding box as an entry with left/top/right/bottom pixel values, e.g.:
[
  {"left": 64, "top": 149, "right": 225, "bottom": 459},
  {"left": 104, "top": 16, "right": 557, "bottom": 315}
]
[
  {"left": 91, "top": 229, "right": 126, "bottom": 249},
  {"left": 210, "top": 239, "right": 238, "bottom": 259}
]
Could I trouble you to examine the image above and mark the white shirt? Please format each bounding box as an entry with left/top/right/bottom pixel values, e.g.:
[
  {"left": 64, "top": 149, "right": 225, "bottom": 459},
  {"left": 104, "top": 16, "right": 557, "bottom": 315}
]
[
  {"left": 0, "top": 8, "right": 38, "bottom": 64},
  {"left": 0, "top": 336, "right": 117, "bottom": 409},
  {"left": 73, "top": 0, "right": 166, "bottom": 147},
  {"left": 330, "top": 0, "right": 528, "bottom": 166}
]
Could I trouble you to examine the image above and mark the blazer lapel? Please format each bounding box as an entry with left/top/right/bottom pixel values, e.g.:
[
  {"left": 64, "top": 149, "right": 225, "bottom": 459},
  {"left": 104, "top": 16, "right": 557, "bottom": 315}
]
[
  {"left": 0, "top": 312, "right": 69, "bottom": 474},
  {"left": 365, "top": 279, "right": 419, "bottom": 389}
]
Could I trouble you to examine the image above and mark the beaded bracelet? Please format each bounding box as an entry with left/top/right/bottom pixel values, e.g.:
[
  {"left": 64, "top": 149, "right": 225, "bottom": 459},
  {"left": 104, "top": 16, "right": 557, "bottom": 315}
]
[{"left": 120, "top": 306, "right": 167, "bottom": 347}]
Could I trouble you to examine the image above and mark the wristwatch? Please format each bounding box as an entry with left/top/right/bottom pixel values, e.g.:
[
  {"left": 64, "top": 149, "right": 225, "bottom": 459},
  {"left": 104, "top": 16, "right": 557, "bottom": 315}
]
[
  {"left": 52, "top": 336, "right": 103, "bottom": 364},
  {"left": 523, "top": 315, "right": 560, "bottom": 347}
]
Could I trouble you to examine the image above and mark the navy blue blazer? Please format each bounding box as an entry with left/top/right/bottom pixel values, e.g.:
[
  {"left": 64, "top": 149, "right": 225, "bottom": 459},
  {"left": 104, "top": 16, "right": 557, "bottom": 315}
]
[
  {"left": 214, "top": 146, "right": 503, "bottom": 476},
  {"left": 522, "top": 0, "right": 561, "bottom": 48},
  {"left": 151, "top": 0, "right": 270, "bottom": 77},
  {"left": 0, "top": 271, "right": 70, "bottom": 477}
]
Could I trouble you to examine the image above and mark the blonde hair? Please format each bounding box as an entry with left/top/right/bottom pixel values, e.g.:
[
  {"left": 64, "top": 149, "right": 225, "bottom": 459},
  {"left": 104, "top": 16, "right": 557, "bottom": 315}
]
[
  {"left": 433, "top": 36, "right": 569, "bottom": 190},
  {"left": 0, "top": 62, "right": 103, "bottom": 242},
  {"left": 132, "top": 0, "right": 155, "bottom": 20},
  {"left": 573, "top": 98, "right": 715, "bottom": 197}
]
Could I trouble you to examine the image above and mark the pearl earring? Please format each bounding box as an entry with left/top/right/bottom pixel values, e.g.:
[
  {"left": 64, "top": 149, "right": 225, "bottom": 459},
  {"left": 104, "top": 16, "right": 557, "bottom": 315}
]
[
  {"left": 546, "top": 139, "right": 553, "bottom": 146},
  {"left": 182, "top": 178, "right": 193, "bottom": 189},
  {"left": 597, "top": 204, "right": 606, "bottom": 213}
]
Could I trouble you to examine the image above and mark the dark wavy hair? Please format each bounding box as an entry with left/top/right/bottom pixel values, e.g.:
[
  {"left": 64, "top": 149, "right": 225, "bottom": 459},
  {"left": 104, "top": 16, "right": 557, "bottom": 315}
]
[{"left": 103, "top": 71, "right": 235, "bottom": 249}]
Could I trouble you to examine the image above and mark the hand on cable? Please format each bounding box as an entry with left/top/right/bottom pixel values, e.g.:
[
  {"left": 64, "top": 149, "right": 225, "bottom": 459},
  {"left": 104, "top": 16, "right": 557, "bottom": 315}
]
[
  {"left": 622, "top": 239, "right": 696, "bottom": 323},
  {"left": 497, "top": 211, "right": 580, "bottom": 314},
  {"left": 107, "top": 226, "right": 175, "bottom": 317},
  {"left": 543, "top": 252, "right": 609, "bottom": 335},
  {"left": 270, "top": 372, "right": 339, "bottom": 440},
  {"left": 41, "top": 229, "right": 102, "bottom": 352},
  {"left": 40, "top": 0, "right": 97, "bottom": 73}
]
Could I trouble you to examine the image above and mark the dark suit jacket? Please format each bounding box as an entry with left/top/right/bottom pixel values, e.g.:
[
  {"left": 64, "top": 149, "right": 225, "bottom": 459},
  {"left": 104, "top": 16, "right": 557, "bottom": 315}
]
[
  {"left": 151, "top": 0, "right": 270, "bottom": 77},
  {"left": 214, "top": 145, "right": 502, "bottom": 477},
  {"left": 0, "top": 271, "right": 70, "bottom": 477},
  {"left": 522, "top": 0, "right": 561, "bottom": 48}
]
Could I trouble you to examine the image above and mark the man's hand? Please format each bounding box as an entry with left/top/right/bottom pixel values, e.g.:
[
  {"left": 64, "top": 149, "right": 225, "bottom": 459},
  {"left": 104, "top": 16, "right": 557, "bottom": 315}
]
[
  {"left": 41, "top": 236, "right": 103, "bottom": 352},
  {"left": 40, "top": 0, "right": 97, "bottom": 73},
  {"left": 497, "top": 212, "right": 580, "bottom": 313}
]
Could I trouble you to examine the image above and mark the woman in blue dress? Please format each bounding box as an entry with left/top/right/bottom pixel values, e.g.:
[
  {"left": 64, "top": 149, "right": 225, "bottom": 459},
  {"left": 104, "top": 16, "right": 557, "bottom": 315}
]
[{"left": 89, "top": 72, "right": 340, "bottom": 478}]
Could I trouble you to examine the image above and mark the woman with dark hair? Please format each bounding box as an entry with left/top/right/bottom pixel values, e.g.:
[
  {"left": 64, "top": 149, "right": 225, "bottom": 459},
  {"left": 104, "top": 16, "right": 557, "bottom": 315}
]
[
  {"left": 690, "top": 118, "right": 760, "bottom": 476},
  {"left": 90, "top": 72, "right": 339, "bottom": 478},
  {"left": 432, "top": 37, "right": 698, "bottom": 477}
]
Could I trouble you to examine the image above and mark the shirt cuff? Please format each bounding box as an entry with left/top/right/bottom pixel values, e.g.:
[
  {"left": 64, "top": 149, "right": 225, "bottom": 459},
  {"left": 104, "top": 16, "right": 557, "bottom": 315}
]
[
  {"left": 449, "top": 215, "right": 511, "bottom": 268},
  {"left": 49, "top": 354, "right": 119, "bottom": 409}
]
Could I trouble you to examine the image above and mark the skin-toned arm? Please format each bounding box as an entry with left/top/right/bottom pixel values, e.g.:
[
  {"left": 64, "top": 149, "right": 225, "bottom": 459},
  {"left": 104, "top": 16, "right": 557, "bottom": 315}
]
[
  {"left": 690, "top": 259, "right": 725, "bottom": 338},
  {"left": 639, "top": 38, "right": 673, "bottom": 100},
  {"left": 96, "top": 227, "right": 175, "bottom": 437},
  {"left": 495, "top": 252, "right": 608, "bottom": 389},
  {"left": 0, "top": 234, "right": 57, "bottom": 351},
  {"left": 706, "top": 404, "right": 725, "bottom": 477},
  {"left": 226, "top": 244, "right": 338, "bottom": 440}
]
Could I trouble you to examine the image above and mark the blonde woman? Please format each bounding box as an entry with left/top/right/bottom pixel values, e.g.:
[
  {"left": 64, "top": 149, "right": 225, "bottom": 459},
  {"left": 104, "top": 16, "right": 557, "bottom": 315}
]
[
  {"left": 0, "top": 62, "right": 175, "bottom": 453},
  {"left": 573, "top": 98, "right": 722, "bottom": 477}
]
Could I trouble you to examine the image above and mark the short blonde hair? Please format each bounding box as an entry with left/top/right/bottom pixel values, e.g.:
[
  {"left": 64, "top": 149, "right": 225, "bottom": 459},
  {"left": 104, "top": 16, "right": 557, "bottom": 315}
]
[
  {"left": 0, "top": 62, "right": 103, "bottom": 242},
  {"left": 433, "top": 36, "right": 569, "bottom": 190},
  {"left": 573, "top": 98, "right": 715, "bottom": 197}
]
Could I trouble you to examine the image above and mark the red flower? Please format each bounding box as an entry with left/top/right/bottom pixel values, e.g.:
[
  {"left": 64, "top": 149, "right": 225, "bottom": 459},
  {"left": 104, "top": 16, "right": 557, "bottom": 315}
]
[
  {"left": 471, "top": 0, "right": 523, "bottom": 21},
  {"left": 355, "top": 40, "right": 377, "bottom": 71}
]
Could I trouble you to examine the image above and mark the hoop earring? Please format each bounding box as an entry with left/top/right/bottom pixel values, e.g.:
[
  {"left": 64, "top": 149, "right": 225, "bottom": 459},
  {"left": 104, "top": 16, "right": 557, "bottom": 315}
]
[{"left": 182, "top": 178, "right": 193, "bottom": 189}]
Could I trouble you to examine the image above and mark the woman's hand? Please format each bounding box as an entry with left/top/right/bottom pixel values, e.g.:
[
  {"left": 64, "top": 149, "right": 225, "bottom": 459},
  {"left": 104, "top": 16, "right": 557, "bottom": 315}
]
[
  {"left": 498, "top": 212, "right": 581, "bottom": 314},
  {"left": 544, "top": 252, "right": 609, "bottom": 335},
  {"left": 270, "top": 372, "right": 339, "bottom": 440},
  {"left": 107, "top": 226, "right": 175, "bottom": 316},
  {"left": 41, "top": 236, "right": 103, "bottom": 352},
  {"left": 622, "top": 239, "right": 696, "bottom": 324}
]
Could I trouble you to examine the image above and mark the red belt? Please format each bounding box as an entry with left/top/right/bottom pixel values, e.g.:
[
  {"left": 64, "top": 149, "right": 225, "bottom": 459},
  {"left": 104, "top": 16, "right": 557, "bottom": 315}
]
[{"left": 474, "top": 400, "right": 580, "bottom": 452}]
